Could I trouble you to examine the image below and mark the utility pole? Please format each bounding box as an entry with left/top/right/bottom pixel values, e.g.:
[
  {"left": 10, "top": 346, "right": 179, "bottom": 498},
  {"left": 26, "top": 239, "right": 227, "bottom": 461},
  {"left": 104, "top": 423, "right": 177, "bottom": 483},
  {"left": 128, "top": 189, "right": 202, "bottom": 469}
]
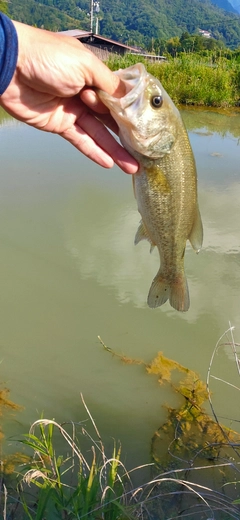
[
  {"left": 95, "top": 1, "right": 100, "bottom": 34},
  {"left": 90, "top": 0, "right": 94, "bottom": 33},
  {"left": 89, "top": 0, "right": 100, "bottom": 34}
]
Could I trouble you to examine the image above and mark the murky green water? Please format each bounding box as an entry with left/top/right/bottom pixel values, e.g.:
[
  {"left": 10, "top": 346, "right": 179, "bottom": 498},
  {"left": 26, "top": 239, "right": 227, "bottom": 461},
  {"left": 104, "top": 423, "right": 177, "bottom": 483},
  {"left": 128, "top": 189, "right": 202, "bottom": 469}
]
[{"left": 1, "top": 107, "right": 240, "bottom": 471}]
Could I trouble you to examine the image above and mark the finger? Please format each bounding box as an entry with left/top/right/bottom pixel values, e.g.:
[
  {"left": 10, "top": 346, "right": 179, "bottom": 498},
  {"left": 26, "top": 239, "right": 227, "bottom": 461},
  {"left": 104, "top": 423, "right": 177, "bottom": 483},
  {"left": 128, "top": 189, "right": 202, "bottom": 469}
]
[
  {"left": 80, "top": 87, "right": 110, "bottom": 114},
  {"left": 83, "top": 52, "right": 126, "bottom": 97},
  {"left": 63, "top": 125, "right": 115, "bottom": 168},
  {"left": 95, "top": 114, "right": 119, "bottom": 135},
  {"left": 62, "top": 115, "right": 138, "bottom": 174},
  {"left": 80, "top": 88, "right": 119, "bottom": 134},
  {"left": 78, "top": 112, "right": 138, "bottom": 173}
]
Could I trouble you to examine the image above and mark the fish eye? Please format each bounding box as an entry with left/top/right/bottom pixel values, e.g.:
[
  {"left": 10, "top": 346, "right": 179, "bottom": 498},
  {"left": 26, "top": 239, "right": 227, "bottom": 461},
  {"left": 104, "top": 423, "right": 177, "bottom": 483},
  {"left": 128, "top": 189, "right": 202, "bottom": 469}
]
[{"left": 151, "top": 95, "right": 163, "bottom": 108}]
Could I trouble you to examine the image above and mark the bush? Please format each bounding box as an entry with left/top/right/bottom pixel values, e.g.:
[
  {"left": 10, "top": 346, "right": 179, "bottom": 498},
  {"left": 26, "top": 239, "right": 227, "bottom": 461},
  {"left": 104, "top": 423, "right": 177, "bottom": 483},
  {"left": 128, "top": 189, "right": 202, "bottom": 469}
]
[{"left": 107, "top": 53, "right": 240, "bottom": 107}]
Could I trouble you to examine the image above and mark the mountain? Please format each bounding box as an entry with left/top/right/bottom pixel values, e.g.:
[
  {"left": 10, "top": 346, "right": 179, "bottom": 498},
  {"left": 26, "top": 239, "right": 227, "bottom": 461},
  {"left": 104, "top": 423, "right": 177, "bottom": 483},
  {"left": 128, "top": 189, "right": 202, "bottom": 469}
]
[
  {"left": 210, "top": 0, "right": 238, "bottom": 12},
  {"left": 228, "top": 0, "right": 240, "bottom": 12},
  {"left": 7, "top": 0, "right": 240, "bottom": 48}
]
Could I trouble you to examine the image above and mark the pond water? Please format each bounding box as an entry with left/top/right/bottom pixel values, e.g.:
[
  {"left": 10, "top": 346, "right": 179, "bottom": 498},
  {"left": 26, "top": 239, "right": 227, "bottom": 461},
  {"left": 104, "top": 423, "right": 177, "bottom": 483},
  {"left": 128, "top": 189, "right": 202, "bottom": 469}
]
[{"left": 1, "top": 107, "right": 240, "bottom": 474}]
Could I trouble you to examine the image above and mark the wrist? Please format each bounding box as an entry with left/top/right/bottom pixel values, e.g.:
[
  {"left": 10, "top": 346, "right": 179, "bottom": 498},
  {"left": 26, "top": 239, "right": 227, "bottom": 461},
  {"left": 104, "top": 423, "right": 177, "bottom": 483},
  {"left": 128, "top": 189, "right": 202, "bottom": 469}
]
[{"left": 0, "top": 14, "right": 18, "bottom": 96}]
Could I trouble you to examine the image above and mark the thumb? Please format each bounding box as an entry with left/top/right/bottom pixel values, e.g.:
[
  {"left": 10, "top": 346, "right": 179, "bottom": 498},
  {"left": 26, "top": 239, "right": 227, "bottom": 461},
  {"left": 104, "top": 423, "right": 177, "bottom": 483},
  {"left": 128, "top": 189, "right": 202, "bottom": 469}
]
[{"left": 82, "top": 53, "right": 126, "bottom": 98}]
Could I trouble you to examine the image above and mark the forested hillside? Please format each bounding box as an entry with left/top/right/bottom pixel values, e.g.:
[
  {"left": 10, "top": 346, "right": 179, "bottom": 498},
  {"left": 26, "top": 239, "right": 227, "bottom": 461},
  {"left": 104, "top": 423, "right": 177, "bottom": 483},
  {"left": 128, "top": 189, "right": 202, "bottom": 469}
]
[
  {"left": 3, "top": 0, "right": 240, "bottom": 48},
  {"left": 7, "top": 0, "right": 89, "bottom": 31},
  {"left": 97, "top": 0, "right": 240, "bottom": 48}
]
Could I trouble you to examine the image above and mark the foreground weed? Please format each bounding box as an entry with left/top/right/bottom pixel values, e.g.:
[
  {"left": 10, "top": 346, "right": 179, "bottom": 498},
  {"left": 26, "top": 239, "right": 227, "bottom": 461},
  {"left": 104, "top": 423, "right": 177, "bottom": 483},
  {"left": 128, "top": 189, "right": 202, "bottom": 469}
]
[
  {"left": 13, "top": 396, "right": 136, "bottom": 519},
  {"left": 2, "top": 417, "right": 240, "bottom": 518}
]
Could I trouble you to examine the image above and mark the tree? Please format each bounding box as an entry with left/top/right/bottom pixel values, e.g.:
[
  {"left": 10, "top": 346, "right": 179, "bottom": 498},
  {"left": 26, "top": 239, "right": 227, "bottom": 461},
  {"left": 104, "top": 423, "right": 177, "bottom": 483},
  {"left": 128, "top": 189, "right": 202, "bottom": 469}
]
[
  {"left": 166, "top": 36, "right": 181, "bottom": 57},
  {"left": 0, "top": 0, "right": 8, "bottom": 14}
]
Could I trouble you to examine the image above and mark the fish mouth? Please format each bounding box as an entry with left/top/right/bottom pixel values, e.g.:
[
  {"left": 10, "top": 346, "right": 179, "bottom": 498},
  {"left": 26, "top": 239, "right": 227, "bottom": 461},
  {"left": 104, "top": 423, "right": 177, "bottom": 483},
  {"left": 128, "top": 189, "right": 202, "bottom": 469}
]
[
  {"left": 114, "top": 63, "right": 148, "bottom": 110},
  {"left": 98, "top": 63, "right": 148, "bottom": 114}
]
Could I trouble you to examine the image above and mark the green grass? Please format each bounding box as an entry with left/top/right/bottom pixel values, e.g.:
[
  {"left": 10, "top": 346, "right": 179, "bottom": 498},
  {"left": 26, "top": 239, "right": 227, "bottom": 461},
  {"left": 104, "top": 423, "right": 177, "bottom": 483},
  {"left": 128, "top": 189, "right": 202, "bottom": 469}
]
[
  {"left": 12, "top": 397, "right": 137, "bottom": 520},
  {"left": 107, "top": 53, "right": 240, "bottom": 108}
]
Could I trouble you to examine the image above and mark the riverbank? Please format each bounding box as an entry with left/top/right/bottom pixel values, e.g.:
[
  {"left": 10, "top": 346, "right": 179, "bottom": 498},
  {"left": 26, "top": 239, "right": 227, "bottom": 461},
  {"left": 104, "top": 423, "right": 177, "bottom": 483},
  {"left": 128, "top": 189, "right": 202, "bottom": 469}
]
[
  {"left": 107, "top": 53, "right": 240, "bottom": 108},
  {"left": 2, "top": 336, "right": 240, "bottom": 519}
]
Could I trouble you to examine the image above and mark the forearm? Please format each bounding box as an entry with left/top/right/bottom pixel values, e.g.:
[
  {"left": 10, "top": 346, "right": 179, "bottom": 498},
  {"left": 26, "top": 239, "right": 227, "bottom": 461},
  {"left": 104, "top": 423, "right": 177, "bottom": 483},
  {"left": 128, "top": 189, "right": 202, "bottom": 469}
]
[{"left": 0, "top": 13, "right": 18, "bottom": 97}]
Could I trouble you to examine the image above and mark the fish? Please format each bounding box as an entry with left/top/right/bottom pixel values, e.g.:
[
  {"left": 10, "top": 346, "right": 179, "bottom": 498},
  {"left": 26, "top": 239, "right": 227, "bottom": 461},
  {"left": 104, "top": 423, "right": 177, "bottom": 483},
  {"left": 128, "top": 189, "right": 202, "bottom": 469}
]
[{"left": 98, "top": 63, "right": 203, "bottom": 312}]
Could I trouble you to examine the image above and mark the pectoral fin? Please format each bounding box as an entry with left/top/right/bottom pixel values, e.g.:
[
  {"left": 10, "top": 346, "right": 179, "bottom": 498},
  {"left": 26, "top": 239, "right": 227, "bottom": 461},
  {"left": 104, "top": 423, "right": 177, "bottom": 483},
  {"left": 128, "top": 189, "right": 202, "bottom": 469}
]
[
  {"left": 189, "top": 206, "right": 203, "bottom": 253},
  {"left": 132, "top": 175, "right": 136, "bottom": 199},
  {"left": 134, "top": 220, "right": 156, "bottom": 252}
]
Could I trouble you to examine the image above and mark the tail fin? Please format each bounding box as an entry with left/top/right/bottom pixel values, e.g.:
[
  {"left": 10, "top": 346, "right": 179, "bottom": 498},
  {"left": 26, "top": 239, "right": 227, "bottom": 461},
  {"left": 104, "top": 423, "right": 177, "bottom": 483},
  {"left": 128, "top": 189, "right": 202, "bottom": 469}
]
[{"left": 147, "top": 272, "right": 190, "bottom": 312}]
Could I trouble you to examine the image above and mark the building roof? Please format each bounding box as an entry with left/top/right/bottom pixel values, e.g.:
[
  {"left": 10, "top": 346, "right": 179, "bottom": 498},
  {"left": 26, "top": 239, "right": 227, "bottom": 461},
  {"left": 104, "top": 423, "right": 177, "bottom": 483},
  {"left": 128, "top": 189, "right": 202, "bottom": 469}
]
[
  {"left": 57, "top": 29, "right": 139, "bottom": 52},
  {"left": 58, "top": 29, "right": 92, "bottom": 38}
]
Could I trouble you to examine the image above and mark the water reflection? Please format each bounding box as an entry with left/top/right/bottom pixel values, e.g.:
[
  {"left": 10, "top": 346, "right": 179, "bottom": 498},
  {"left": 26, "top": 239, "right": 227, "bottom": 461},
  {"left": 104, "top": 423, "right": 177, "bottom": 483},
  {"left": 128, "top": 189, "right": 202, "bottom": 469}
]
[
  {"left": 0, "top": 108, "right": 240, "bottom": 470},
  {"left": 65, "top": 196, "right": 156, "bottom": 309},
  {"left": 182, "top": 107, "right": 240, "bottom": 140}
]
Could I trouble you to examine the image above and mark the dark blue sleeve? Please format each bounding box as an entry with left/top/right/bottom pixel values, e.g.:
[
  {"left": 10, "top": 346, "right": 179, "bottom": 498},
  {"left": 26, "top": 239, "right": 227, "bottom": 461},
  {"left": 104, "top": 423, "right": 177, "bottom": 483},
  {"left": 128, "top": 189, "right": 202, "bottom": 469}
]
[{"left": 0, "top": 13, "right": 18, "bottom": 95}]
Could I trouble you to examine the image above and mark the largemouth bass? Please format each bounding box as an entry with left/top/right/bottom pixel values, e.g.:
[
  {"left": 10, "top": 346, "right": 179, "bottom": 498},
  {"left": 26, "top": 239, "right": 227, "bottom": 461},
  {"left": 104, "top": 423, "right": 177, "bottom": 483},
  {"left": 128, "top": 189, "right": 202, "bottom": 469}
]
[{"left": 98, "top": 63, "right": 203, "bottom": 312}]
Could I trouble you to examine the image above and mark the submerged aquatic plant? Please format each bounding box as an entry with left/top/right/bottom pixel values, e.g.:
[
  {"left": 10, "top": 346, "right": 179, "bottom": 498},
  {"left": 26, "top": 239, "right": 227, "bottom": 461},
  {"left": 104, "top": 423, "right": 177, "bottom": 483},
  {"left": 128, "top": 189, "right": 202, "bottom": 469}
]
[
  {"left": 0, "top": 382, "right": 22, "bottom": 472},
  {"left": 100, "top": 328, "right": 240, "bottom": 518},
  {"left": 99, "top": 330, "right": 240, "bottom": 470},
  {"left": 150, "top": 352, "right": 240, "bottom": 467},
  {"left": 0, "top": 386, "right": 21, "bottom": 443}
]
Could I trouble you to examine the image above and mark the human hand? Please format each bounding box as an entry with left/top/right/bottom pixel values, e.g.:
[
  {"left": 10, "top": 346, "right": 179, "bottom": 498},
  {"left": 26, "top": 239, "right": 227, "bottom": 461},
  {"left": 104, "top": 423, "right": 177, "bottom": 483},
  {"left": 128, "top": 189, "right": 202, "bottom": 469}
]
[{"left": 0, "top": 21, "right": 138, "bottom": 174}]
